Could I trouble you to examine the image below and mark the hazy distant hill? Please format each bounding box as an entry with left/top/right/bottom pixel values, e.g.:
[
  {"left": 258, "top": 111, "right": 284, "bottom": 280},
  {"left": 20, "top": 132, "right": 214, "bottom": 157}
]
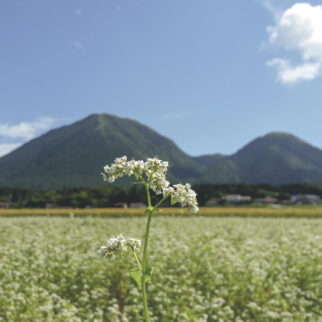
[{"left": 0, "top": 114, "right": 322, "bottom": 188}]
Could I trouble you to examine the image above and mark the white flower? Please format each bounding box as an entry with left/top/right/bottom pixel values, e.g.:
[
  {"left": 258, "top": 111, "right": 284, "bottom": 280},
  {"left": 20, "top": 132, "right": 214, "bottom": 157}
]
[
  {"left": 98, "top": 234, "right": 141, "bottom": 259},
  {"left": 166, "top": 183, "right": 199, "bottom": 213},
  {"left": 101, "top": 156, "right": 199, "bottom": 213},
  {"left": 143, "top": 157, "right": 169, "bottom": 196},
  {"left": 101, "top": 156, "right": 169, "bottom": 194}
]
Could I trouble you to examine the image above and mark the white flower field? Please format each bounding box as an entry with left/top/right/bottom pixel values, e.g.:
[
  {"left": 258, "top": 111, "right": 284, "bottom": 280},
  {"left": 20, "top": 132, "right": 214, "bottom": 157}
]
[{"left": 0, "top": 216, "right": 321, "bottom": 321}]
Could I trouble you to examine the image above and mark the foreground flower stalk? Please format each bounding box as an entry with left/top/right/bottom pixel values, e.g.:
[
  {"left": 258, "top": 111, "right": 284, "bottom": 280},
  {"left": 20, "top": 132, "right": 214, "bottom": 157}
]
[{"left": 99, "top": 156, "right": 199, "bottom": 321}]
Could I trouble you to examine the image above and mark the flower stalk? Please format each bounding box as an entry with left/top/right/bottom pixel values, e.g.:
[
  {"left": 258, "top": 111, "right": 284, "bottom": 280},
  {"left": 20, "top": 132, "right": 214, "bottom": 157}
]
[
  {"left": 99, "top": 156, "right": 199, "bottom": 321},
  {"left": 141, "top": 190, "right": 154, "bottom": 321}
]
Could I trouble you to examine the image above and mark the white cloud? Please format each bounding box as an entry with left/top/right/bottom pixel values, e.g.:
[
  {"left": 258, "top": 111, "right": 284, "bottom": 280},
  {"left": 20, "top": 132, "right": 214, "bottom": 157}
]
[
  {"left": 265, "top": 3, "right": 322, "bottom": 84},
  {"left": 267, "top": 58, "right": 320, "bottom": 83},
  {"left": 0, "top": 117, "right": 55, "bottom": 141},
  {"left": 0, "top": 143, "right": 22, "bottom": 158}
]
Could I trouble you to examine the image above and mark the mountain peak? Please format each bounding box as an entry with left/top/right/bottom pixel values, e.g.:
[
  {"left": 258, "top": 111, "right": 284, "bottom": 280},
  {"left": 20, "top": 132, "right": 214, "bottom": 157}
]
[
  {"left": 0, "top": 114, "right": 322, "bottom": 188},
  {"left": 231, "top": 131, "right": 322, "bottom": 184},
  {"left": 265, "top": 131, "right": 296, "bottom": 138},
  {"left": 0, "top": 114, "right": 202, "bottom": 189},
  {"left": 80, "top": 112, "right": 124, "bottom": 124},
  {"left": 262, "top": 131, "right": 305, "bottom": 143}
]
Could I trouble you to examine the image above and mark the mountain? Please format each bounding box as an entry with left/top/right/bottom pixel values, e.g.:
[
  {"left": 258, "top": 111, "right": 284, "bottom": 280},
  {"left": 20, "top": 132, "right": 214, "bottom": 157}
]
[
  {"left": 1, "top": 114, "right": 322, "bottom": 188},
  {"left": 0, "top": 114, "right": 204, "bottom": 189},
  {"left": 196, "top": 132, "right": 322, "bottom": 184}
]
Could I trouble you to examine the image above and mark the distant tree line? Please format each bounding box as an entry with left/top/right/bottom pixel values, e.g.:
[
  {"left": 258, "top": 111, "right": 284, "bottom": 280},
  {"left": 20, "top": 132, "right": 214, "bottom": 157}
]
[
  {"left": 193, "top": 183, "right": 322, "bottom": 205},
  {"left": 0, "top": 185, "right": 151, "bottom": 208},
  {"left": 0, "top": 183, "right": 322, "bottom": 208}
]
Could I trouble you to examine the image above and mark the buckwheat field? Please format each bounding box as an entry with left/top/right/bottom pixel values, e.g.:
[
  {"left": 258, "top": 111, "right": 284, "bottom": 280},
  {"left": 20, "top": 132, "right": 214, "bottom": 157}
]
[{"left": 1, "top": 216, "right": 322, "bottom": 321}]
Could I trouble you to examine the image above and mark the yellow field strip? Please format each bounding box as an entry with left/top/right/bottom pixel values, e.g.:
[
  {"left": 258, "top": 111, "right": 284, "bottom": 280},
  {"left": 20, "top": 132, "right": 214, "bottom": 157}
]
[{"left": 1, "top": 206, "right": 322, "bottom": 217}]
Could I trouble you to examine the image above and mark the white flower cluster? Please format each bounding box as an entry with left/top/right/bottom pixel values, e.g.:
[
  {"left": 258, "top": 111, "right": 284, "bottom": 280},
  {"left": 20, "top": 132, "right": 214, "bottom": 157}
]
[
  {"left": 98, "top": 234, "right": 141, "bottom": 259},
  {"left": 144, "top": 157, "right": 170, "bottom": 195},
  {"left": 164, "top": 183, "right": 199, "bottom": 213},
  {"left": 102, "top": 156, "right": 145, "bottom": 183},
  {"left": 102, "top": 156, "right": 170, "bottom": 194},
  {"left": 102, "top": 156, "right": 199, "bottom": 213}
]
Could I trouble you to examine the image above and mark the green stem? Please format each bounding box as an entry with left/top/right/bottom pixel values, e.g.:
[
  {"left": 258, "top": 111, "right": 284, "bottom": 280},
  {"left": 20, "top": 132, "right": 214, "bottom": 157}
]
[
  {"left": 141, "top": 184, "right": 153, "bottom": 322},
  {"left": 142, "top": 208, "right": 152, "bottom": 270},
  {"left": 133, "top": 251, "right": 142, "bottom": 272},
  {"left": 142, "top": 283, "right": 150, "bottom": 322},
  {"left": 154, "top": 195, "right": 169, "bottom": 210},
  {"left": 141, "top": 183, "right": 169, "bottom": 321},
  {"left": 145, "top": 183, "right": 152, "bottom": 208}
]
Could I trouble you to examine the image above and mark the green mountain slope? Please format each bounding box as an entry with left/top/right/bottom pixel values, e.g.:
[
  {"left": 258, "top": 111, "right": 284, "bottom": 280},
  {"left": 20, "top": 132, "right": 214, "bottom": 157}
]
[
  {"left": 232, "top": 132, "right": 322, "bottom": 184},
  {"left": 197, "top": 132, "right": 322, "bottom": 184},
  {"left": 1, "top": 115, "right": 322, "bottom": 188},
  {"left": 0, "top": 114, "right": 203, "bottom": 189}
]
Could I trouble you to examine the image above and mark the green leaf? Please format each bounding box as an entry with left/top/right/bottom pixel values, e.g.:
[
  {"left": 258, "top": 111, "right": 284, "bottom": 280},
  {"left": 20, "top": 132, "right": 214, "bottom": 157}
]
[
  {"left": 129, "top": 268, "right": 143, "bottom": 287},
  {"left": 144, "top": 266, "right": 154, "bottom": 284}
]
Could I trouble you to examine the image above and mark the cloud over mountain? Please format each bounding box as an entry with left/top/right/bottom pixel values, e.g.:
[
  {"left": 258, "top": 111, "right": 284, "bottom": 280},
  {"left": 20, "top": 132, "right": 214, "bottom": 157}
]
[
  {"left": 0, "top": 117, "right": 55, "bottom": 157},
  {"left": 0, "top": 117, "right": 55, "bottom": 140},
  {"left": 266, "top": 2, "right": 322, "bottom": 84}
]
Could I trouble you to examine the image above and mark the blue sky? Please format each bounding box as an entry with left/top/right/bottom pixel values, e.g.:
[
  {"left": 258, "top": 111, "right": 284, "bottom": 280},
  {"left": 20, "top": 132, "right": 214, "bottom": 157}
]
[{"left": 1, "top": 0, "right": 322, "bottom": 157}]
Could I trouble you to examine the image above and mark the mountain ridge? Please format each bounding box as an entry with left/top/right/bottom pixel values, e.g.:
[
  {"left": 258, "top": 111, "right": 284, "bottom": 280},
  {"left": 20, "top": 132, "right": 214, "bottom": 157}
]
[
  {"left": 0, "top": 114, "right": 204, "bottom": 188},
  {"left": 1, "top": 113, "right": 322, "bottom": 188}
]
